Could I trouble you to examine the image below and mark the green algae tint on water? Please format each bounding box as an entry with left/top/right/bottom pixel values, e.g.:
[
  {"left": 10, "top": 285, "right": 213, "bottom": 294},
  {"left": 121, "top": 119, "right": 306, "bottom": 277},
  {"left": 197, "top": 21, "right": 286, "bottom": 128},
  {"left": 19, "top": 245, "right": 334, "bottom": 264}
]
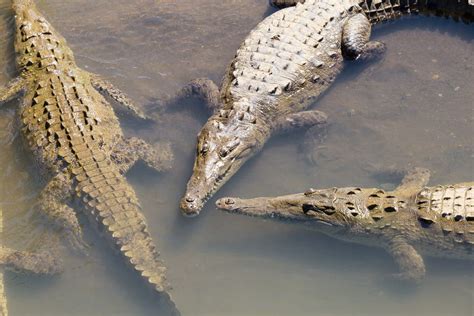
[{"left": 0, "top": 0, "right": 473, "bottom": 315}]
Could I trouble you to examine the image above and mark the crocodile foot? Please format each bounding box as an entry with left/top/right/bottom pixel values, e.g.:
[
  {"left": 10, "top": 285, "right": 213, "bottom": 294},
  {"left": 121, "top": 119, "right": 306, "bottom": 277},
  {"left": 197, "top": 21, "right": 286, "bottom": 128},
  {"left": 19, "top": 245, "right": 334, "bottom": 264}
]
[{"left": 111, "top": 136, "right": 174, "bottom": 174}]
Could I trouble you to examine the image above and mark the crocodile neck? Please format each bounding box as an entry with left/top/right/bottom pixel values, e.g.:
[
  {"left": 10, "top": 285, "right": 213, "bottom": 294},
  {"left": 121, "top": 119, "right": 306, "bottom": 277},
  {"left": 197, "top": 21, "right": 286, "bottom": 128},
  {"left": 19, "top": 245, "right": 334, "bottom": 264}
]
[
  {"left": 13, "top": 0, "right": 75, "bottom": 75},
  {"left": 357, "top": 0, "right": 474, "bottom": 24}
]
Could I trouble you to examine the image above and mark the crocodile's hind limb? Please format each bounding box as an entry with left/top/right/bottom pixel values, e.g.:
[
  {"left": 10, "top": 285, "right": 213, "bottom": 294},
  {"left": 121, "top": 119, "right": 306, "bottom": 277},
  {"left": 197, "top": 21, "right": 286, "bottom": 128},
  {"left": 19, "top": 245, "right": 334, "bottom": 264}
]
[
  {"left": 0, "top": 247, "right": 62, "bottom": 316},
  {"left": 33, "top": 172, "right": 88, "bottom": 252},
  {"left": 0, "top": 206, "right": 62, "bottom": 316},
  {"left": 270, "top": 1, "right": 386, "bottom": 60},
  {"left": 32, "top": 152, "right": 171, "bottom": 254},
  {"left": 341, "top": 13, "right": 386, "bottom": 61}
]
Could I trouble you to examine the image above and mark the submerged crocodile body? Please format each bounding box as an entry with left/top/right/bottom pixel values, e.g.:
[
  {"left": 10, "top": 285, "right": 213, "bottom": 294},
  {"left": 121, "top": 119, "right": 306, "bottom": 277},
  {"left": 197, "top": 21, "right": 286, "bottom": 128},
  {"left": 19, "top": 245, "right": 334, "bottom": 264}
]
[
  {"left": 177, "top": 0, "right": 474, "bottom": 216},
  {"left": 0, "top": 207, "right": 62, "bottom": 316},
  {"left": 217, "top": 168, "right": 474, "bottom": 281},
  {"left": 0, "top": 0, "right": 174, "bottom": 300}
]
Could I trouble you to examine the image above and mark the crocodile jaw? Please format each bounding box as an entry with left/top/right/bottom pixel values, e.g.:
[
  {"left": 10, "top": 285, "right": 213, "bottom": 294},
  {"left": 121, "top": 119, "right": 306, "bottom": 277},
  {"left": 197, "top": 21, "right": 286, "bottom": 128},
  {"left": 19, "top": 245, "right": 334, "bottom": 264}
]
[
  {"left": 216, "top": 196, "right": 334, "bottom": 226},
  {"left": 216, "top": 193, "right": 348, "bottom": 232},
  {"left": 180, "top": 116, "right": 266, "bottom": 216},
  {"left": 215, "top": 197, "right": 291, "bottom": 218},
  {"left": 180, "top": 151, "right": 251, "bottom": 217}
]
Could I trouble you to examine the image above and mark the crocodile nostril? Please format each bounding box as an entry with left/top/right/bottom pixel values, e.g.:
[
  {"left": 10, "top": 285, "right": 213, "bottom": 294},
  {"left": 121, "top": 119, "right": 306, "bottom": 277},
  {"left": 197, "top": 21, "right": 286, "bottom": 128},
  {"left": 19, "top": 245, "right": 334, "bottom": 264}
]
[
  {"left": 225, "top": 198, "right": 235, "bottom": 205},
  {"left": 185, "top": 196, "right": 195, "bottom": 203}
]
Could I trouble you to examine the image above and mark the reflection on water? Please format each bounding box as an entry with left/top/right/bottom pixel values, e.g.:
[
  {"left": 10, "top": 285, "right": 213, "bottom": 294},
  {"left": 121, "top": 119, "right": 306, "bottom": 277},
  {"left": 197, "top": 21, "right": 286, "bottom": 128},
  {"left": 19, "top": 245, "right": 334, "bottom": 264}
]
[{"left": 0, "top": 0, "right": 473, "bottom": 315}]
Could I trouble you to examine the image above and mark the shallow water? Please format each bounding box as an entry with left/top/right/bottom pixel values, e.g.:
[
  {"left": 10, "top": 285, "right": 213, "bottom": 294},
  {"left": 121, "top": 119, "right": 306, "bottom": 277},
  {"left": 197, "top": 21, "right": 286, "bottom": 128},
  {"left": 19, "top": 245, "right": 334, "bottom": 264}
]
[{"left": 0, "top": 1, "right": 473, "bottom": 315}]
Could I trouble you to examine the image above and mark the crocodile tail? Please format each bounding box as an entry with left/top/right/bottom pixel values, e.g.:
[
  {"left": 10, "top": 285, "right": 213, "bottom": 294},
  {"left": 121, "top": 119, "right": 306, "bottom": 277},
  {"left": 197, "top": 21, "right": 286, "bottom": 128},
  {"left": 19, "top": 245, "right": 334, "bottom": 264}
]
[
  {"left": 359, "top": 0, "right": 474, "bottom": 24},
  {"left": 73, "top": 156, "right": 170, "bottom": 294}
]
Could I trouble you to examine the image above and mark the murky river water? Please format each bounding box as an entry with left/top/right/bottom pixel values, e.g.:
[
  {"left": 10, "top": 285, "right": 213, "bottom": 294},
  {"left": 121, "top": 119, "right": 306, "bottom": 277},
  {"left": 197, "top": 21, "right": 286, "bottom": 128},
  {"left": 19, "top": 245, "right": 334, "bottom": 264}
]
[{"left": 0, "top": 1, "right": 473, "bottom": 315}]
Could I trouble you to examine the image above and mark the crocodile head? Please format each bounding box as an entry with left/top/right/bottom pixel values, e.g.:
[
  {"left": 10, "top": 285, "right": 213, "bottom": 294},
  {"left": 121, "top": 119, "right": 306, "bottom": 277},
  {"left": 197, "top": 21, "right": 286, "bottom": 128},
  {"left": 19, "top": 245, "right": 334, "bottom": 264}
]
[
  {"left": 216, "top": 189, "right": 361, "bottom": 234},
  {"left": 12, "top": 0, "right": 73, "bottom": 71},
  {"left": 180, "top": 114, "right": 268, "bottom": 217}
]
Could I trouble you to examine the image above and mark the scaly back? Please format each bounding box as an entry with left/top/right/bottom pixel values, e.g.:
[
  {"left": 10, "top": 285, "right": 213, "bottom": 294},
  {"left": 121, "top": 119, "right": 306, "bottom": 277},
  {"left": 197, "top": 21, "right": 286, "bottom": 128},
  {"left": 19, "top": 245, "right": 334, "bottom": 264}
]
[
  {"left": 415, "top": 183, "right": 474, "bottom": 225},
  {"left": 358, "top": 0, "right": 474, "bottom": 24}
]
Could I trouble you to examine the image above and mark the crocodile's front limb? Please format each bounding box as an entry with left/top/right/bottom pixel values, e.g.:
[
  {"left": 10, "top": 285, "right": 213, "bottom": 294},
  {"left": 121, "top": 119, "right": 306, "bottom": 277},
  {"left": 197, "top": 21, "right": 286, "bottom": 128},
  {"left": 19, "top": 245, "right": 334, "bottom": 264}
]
[
  {"left": 394, "top": 167, "right": 431, "bottom": 197},
  {"left": 274, "top": 110, "right": 328, "bottom": 134},
  {"left": 0, "top": 77, "right": 27, "bottom": 103},
  {"left": 165, "top": 78, "right": 221, "bottom": 111},
  {"left": 111, "top": 136, "right": 173, "bottom": 174},
  {"left": 35, "top": 172, "right": 87, "bottom": 252},
  {"left": 89, "top": 73, "right": 150, "bottom": 120},
  {"left": 387, "top": 237, "right": 426, "bottom": 282},
  {"left": 342, "top": 13, "right": 386, "bottom": 61},
  {"left": 384, "top": 169, "right": 429, "bottom": 282}
]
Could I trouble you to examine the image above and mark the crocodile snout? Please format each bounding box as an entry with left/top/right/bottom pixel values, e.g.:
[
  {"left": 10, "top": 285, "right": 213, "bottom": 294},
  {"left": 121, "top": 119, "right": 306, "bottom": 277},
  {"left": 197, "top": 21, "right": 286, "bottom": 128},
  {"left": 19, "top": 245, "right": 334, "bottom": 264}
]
[
  {"left": 215, "top": 198, "right": 236, "bottom": 210},
  {"left": 180, "top": 195, "right": 202, "bottom": 217}
]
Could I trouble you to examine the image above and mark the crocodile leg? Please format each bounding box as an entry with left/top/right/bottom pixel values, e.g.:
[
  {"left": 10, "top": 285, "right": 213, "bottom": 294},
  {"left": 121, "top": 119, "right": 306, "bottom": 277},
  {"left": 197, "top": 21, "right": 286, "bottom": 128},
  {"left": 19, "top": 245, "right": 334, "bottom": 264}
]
[
  {"left": 111, "top": 136, "right": 173, "bottom": 174},
  {"left": 342, "top": 13, "right": 386, "bottom": 61},
  {"left": 387, "top": 238, "right": 426, "bottom": 282},
  {"left": 166, "top": 78, "right": 221, "bottom": 111},
  {"left": 394, "top": 167, "right": 431, "bottom": 197},
  {"left": 0, "top": 77, "right": 26, "bottom": 104},
  {"left": 35, "top": 172, "right": 87, "bottom": 252},
  {"left": 270, "top": 0, "right": 305, "bottom": 8},
  {"left": 273, "top": 110, "right": 327, "bottom": 134},
  {"left": 0, "top": 248, "right": 62, "bottom": 275},
  {"left": 89, "top": 73, "right": 150, "bottom": 121}
]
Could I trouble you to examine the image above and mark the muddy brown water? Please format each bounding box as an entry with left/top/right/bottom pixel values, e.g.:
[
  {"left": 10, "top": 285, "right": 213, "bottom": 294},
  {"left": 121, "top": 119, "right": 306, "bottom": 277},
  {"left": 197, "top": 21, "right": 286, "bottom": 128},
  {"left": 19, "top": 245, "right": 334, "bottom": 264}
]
[{"left": 0, "top": 1, "right": 473, "bottom": 315}]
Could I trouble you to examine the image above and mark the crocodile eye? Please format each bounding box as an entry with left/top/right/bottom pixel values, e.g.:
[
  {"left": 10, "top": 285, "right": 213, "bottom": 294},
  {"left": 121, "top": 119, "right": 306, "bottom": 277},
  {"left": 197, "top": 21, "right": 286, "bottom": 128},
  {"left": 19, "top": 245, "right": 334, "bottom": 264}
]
[
  {"left": 200, "top": 143, "right": 209, "bottom": 155},
  {"left": 219, "top": 148, "right": 228, "bottom": 158}
]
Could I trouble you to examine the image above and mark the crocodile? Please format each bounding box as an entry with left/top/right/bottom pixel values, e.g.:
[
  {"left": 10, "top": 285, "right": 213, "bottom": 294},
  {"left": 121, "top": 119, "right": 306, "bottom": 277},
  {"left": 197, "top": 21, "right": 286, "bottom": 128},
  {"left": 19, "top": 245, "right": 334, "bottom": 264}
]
[
  {"left": 216, "top": 168, "right": 474, "bottom": 281},
  {"left": 0, "top": 0, "right": 175, "bottom": 300},
  {"left": 0, "top": 206, "right": 62, "bottom": 316},
  {"left": 175, "top": 0, "right": 474, "bottom": 216}
]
